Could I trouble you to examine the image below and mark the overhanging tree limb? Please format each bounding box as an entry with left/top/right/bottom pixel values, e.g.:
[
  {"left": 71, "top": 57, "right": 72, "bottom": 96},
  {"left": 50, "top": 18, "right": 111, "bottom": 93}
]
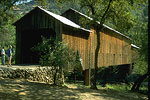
[{"left": 100, "top": 0, "right": 113, "bottom": 25}]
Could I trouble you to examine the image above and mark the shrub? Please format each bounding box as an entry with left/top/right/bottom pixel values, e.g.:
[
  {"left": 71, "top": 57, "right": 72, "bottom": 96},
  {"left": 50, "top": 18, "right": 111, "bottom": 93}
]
[{"left": 32, "top": 37, "right": 78, "bottom": 85}]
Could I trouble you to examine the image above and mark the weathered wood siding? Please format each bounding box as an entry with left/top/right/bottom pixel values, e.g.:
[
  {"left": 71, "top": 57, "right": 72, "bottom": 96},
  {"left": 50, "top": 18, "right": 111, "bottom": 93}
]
[
  {"left": 62, "top": 25, "right": 90, "bottom": 70},
  {"left": 88, "top": 28, "right": 131, "bottom": 68},
  {"left": 62, "top": 9, "right": 132, "bottom": 68},
  {"left": 14, "top": 7, "right": 62, "bottom": 35},
  {"left": 14, "top": 7, "right": 62, "bottom": 64}
]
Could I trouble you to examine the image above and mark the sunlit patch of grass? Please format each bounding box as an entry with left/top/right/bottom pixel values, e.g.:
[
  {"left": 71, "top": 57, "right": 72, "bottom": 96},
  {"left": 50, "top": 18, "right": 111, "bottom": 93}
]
[{"left": 105, "top": 83, "right": 132, "bottom": 91}]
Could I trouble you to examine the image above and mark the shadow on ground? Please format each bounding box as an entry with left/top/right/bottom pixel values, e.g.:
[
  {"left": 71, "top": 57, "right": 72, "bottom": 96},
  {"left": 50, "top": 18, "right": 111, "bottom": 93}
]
[
  {"left": 0, "top": 79, "right": 147, "bottom": 100},
  {"left": 0, "top": 79, "right": 79, "bottom": 100}
]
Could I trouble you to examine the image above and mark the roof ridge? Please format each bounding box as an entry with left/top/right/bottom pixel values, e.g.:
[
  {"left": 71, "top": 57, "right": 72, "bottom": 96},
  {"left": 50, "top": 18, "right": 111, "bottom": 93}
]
[
  {"left": 13, "top": 6, "right": 91, "bottom": 33},
  {"left": 63, "top": 8, "right": 131, "bottom": 40}
]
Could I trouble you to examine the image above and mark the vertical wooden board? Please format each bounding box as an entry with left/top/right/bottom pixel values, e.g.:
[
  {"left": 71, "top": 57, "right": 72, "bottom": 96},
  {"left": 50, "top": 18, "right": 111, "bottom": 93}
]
[
  {"left": 104, "top": 33, "right": 107, "bottom": 54},
  {"left": 108, "top": 53, "right": 111, "bottom": 66},
  {"left": 113, "top": 37, "right": 116, "bottom": 54},
  {"left": 75, "top": 35, "right": 78, "bottom": 51},
  {"left": 118, "top": 39, "right": 121, "bottom": 54},
  {"left": 72, "top": 34, "right": 75, "bottom": 50},
  {"left": 101, "top": 53, "right": 104, "bottom": 67},
  {"left": 90, "top": 52, "right": 93, "bottom": 68},
  {"left": 104, "top": 53, "right": 107, "bottom": 66},
  {"left": 105, "top": 53, "right": 107, "bottom": 66},
  {"left": 86, "top": 40, "right": 89, "bottom": 69},
  {"left": 100, "top": 53, "right": 103, "bottom": 66},
  {"left": 113, "top": 54, "right": 115, "bottom": 65},
  {"left": 117, "top": 54, "right": 119, "bottom": 64},
  {"left": 111, "top": 36, "right": 113, "bottom": 54},
  {"left": 119, "top": 38, "right": 121, "bottom": 54},
  {"left": 83, "top": 39, "right": 86, "bottom": 68},
  {"left": 120, "top": 54, "right": 122, "bottom": 65},
  {"left": 67, "top": 34, "right": 71, "bottom": 48},
  {"left": 112, "top": 36, "right": 114, "bottom": 54},
  {"left": 100, "top": 32, "right": 103, "bottom": 53},
  {"left": 115, "top": 53, "right": 118, "bottom": 65},
  {"left": 107, "top": 53, "right": 110, "bottom": 66},
  {"left": 85, "top": 39, "right": 87, "bottom": 68},
  {"left": 109, "top": 54, "right": 112, "bottom": 65},
  {"left": 116, "top": 38, "right": 118, "bottom": 54},
  {"left": 70, "top": 34, "right": 72, "bottom": 49},
  {"left": 103, "top": 33, "right": 106, "bottom": 53},
  {"left": 75, "top": 37, "right": 79, "bottom": 51},
  {"left": 104, "top": 34, "right": 106, "bottom": 53},
  {"left": 107, "top": 34, "right": 109, "bottom": 54},
  {"left": 114, "top": 37, "right": 117, "bottom": 54},
  {"left": 103, "top": 34, "right": 105, "bottom": 53},
  {"left": 109, "top": 37, "right": 111, "bottom": 54},
  {"left": 92, "top": 33, "right": 95, "bottom": 64},
  {"left": 106, "top": 34, "right": 109, "bottom": 54},
  {"left": 102, "top": 53, "right": 105, "bottom": 66}
]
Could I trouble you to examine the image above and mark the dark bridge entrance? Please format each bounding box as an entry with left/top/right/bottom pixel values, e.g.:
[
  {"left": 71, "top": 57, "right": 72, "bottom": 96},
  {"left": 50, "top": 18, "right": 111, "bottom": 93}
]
[{"left": 21, "top": 28, "right": 56, "bottom": 64}]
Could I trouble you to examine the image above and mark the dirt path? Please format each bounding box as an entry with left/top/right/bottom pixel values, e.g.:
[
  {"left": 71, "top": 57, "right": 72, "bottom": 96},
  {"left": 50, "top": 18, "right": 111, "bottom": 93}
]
[{"left": 0, "top": 79, "right": 147, "bottom": 100}]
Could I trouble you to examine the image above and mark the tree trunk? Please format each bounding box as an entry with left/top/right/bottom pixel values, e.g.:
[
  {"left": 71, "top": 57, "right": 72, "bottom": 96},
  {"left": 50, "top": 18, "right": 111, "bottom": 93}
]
[
  {"left": 74, "top": 69, "right": 76, "bottom": 83},
  {"left": 131, "top": 72, "right": 148, "bottom": 91},
  {"left": 90, "top": 29, "right": 100, "bottom": 90},
  {"left": 89, "top": 0, "right": 113, "bottom": 90}
]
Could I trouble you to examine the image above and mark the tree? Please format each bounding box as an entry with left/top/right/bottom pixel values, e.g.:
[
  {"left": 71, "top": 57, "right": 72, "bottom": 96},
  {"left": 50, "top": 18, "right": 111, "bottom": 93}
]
[
  {"left": 128, "top": 2, "right": 148, "bottom": 93},
  {"left": 0, "top": 0, "right": 47, "bottom": 42},
  {"left": 32, "top": 37, "right": 77, "bottom": 85}
]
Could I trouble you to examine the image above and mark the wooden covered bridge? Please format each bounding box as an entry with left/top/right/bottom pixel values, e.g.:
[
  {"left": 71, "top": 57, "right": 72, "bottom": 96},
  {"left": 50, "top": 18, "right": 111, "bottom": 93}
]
[{"left": 13, "top": 6, "right": 139, "bottom": 85}]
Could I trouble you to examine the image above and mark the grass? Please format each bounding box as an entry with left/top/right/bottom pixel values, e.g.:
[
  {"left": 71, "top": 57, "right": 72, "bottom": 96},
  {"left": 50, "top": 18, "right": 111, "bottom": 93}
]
[
  {"left": 100, "top": 83, "right": 131, "bottom": 91},
  {"left": 67, "top": 80, "right": 147, "bottom": 94}
]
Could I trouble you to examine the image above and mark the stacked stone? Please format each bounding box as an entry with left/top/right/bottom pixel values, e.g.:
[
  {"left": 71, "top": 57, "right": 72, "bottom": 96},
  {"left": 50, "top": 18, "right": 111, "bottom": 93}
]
[{"left": 0, "top": 67, "right": 64, "bottom": 85}]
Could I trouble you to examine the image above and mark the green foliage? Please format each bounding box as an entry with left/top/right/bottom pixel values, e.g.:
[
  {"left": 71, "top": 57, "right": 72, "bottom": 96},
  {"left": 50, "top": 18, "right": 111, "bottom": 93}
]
[
  {"left": 33, "top": 37, "right": 75, "bottom": 69},
  {"left": 128, "top": 3, "right": 148, "bottom": 75},
  {"left": 133, "top": 57, "right": 148, "bottom": 75},
  {"left": 32, "top": 37, "right": 81, "bottom": 85}
]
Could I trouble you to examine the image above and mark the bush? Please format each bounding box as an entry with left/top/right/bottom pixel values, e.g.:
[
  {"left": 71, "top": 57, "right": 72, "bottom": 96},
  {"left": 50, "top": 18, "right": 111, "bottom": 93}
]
[{"left": 32, "top": 37, "right": 78, "bottom": 85}]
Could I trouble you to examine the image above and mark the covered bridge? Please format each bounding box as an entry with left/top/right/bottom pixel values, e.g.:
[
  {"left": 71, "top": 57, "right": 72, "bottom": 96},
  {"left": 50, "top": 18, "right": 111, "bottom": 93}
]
[
  {"left": 61, "top": 8, "right": 140, "bottom": 85},
  {"left": 13, "top": 7, "right": 139, "bottom": 85}
]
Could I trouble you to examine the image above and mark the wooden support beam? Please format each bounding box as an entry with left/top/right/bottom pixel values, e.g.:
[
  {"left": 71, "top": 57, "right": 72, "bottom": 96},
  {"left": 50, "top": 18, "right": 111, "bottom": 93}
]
[{"left": 84, "top": 69, "right": 90, "bottom": 86}]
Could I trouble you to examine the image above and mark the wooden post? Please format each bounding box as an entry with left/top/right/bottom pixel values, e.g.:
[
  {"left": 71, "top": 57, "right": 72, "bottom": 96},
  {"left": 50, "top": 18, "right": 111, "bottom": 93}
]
[{"left": 84, "top": 69, "right": 90, "bottom": 86}]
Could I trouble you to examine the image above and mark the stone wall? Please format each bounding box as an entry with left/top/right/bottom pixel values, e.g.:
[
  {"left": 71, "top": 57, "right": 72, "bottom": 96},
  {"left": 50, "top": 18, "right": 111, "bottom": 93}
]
[{"left": 0, "top": 66, "right": 64, "bottom": 85}]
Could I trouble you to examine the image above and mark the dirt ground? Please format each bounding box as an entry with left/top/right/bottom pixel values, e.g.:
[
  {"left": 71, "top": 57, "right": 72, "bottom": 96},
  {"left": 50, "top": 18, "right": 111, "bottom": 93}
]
[{"left": 0, "top": 79, "right": 147, "bottom": 100}]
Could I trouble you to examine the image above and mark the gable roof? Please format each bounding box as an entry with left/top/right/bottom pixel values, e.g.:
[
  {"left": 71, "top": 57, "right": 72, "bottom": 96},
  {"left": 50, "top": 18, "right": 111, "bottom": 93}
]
[
  {"left": 62, "top": 8, "right": 131, "bottom": 40},
  {"left": 13, "top": 6, "right": 91, "bottom": 33}
]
